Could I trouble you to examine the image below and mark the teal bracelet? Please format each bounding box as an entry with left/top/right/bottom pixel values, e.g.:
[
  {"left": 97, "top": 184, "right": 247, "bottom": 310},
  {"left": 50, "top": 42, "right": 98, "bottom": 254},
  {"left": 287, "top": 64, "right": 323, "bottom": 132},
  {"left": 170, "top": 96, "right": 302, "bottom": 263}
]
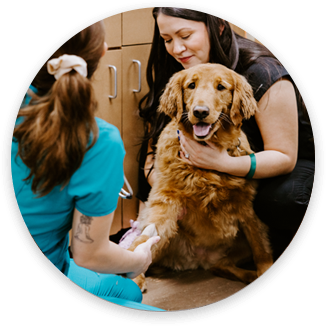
[{"left": 245, "top": 153, "right": 256, "bottom": 179}]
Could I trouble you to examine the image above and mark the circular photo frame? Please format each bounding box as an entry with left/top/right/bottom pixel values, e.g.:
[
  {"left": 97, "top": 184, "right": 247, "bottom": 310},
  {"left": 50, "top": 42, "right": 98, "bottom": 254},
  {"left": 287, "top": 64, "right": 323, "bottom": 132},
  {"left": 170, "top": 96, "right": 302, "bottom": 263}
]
[{"left": 2, "top": 3, "right": 325, "bottom": 325}]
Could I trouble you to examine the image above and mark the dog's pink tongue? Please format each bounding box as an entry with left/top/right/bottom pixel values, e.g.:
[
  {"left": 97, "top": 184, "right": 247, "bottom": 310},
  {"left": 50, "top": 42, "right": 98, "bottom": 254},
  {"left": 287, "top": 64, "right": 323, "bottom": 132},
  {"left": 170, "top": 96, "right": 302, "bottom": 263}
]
[{"left": 193, "top": 123, "right": 211, "bottom": 137}]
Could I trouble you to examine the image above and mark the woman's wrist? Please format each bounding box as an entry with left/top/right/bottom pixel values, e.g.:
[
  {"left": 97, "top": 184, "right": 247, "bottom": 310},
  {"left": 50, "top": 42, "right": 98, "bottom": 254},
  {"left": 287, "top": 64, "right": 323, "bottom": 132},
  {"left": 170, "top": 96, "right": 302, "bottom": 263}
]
[
  {"left": 213, "top": 150, "right": 235, "bottom": 173},
  {"left": 215, "top": 152, "right": 251, "bottom": 177},
  {"left": 245, "top": 153, "right": 257, "bottom": 179}
]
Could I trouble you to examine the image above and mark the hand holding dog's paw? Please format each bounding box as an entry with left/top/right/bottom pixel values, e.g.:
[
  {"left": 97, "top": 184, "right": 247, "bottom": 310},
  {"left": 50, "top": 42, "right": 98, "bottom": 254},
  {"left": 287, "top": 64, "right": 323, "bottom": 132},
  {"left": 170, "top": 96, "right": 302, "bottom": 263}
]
[{"left": 126, "top": 235, "right": 160, "bottom": 279}]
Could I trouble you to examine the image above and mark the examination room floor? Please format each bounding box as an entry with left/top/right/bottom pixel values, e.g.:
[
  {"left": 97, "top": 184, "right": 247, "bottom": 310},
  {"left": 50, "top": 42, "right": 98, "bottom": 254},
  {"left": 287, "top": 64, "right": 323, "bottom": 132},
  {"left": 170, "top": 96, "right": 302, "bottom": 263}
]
[
  {"left": 109, "top": 230, "right": 249, "bottom": 311},
  {"left": 141, "top": 268, "right": 247, "bottom": 311}
]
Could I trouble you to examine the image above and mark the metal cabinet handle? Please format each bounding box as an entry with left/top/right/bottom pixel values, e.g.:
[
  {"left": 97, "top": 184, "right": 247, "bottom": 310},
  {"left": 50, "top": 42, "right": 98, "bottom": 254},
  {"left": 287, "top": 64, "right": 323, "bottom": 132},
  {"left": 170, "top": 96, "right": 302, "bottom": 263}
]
[
  {"left": 132, "top": 60, "right": 141, "bottom": 93},
  {"left": 108, "top": 65, "right": 117, "bottom": 99}
]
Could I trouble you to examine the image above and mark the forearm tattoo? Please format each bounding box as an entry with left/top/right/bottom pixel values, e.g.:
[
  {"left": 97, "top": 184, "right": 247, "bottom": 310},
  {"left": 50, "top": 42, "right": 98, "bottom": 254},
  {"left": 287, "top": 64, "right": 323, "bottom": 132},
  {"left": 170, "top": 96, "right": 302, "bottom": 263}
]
[{"left": 74, "top": 214, "right": 94, "bottom": 243}]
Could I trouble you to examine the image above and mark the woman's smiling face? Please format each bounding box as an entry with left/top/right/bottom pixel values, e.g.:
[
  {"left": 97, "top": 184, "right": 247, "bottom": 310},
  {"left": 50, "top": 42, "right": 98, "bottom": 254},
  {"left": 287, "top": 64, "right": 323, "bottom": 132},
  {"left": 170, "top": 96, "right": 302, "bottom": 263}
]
[{"left": 157, "top": 13, "right": 211, "bottom": 69}]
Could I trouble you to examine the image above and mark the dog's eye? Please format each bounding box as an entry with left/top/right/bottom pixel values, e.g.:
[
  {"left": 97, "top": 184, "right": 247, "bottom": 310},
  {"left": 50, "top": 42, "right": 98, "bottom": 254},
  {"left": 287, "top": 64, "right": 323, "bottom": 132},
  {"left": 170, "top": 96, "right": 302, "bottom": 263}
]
[
  {"left": 217, "top": 84, "right": 226, "bottom": 91},
  {"left": 188, "top": 82, "right": 196, "bottom": 89}
]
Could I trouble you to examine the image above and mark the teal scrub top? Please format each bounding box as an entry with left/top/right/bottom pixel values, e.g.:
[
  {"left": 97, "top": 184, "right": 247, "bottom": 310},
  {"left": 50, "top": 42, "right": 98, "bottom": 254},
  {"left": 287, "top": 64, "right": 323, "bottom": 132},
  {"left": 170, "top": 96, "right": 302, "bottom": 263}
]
[{"left": 12, "top": 114, "right": 125, "bottom": 275}]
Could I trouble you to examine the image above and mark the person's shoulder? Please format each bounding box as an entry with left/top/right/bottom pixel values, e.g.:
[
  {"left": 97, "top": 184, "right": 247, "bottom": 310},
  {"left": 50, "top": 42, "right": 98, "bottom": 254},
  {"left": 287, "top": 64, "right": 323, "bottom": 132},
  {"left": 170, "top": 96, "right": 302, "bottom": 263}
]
[
  {"left": 78, "top": 118, "right": 125, "bottom": 170},
  {"left": 84, "top": 117, "right": 125, "bottom": 160},
  {"left": 96, "top": 117, "right": 119, "bottom": 134},
  {"left": 95, "top": 117, "right": 123, "bottom": 145},
  {"left": 247, "top": 57, "right": 287, "bottom": 80},
  {"left": 244, "top": 57, "right": 288, "bottom": 101}
]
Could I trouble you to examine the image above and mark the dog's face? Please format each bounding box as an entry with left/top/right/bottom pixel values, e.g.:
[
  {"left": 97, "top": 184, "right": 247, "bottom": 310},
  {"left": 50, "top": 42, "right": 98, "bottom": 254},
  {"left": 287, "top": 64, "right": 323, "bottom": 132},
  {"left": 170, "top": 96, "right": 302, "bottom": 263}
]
[{"left": 159, "top": 63, "right": 257, "bottom": 141}]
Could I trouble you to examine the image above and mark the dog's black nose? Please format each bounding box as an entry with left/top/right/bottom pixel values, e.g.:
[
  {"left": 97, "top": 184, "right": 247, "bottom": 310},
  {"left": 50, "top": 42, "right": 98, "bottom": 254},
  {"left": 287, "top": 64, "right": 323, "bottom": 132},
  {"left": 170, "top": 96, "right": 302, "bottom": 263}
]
[{"left": 193, "top": 106, "right": 210, "bottom": 120}]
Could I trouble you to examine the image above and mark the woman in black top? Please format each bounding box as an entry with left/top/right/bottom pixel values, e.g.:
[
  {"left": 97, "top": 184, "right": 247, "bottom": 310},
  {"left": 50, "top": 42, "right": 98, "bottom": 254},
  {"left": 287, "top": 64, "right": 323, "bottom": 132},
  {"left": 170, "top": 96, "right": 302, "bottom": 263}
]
[{"left": 136, "top": 7, "right": 314, "bottom": 260}]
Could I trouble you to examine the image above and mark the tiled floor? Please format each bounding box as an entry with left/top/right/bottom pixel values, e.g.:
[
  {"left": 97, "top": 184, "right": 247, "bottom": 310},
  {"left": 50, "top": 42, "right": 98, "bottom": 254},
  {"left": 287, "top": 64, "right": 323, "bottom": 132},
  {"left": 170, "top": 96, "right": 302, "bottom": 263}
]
[{"left": 141, "top": 269, "right": 247, "bottom": 311}]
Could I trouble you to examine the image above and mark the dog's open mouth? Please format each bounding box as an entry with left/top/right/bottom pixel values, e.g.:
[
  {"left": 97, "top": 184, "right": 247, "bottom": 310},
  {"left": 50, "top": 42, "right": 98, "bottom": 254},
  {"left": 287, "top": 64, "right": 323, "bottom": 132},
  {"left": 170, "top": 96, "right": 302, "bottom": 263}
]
[{"left": 193, "top": 122, "right": 212, "bottom": 139}]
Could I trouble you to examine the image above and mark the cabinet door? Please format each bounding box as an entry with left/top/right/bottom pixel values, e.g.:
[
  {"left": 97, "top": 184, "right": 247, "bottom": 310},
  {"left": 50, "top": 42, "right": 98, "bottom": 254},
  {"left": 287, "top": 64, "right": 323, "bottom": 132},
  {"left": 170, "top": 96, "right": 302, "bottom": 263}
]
[
  {"left": 121, "top": 44, "right": 151, "bottom": 228},
  {"left": 103, "top": 14, "right": 122, "bottom": 48},
  {"left": 92, "top": 49, "right": 123, "bottom": 235},
  {"left": 122, "top": 8, "right": 154, "bottom": 46},
  {"left": 93, "top": 49, "right": 122, "bottom": 132}
]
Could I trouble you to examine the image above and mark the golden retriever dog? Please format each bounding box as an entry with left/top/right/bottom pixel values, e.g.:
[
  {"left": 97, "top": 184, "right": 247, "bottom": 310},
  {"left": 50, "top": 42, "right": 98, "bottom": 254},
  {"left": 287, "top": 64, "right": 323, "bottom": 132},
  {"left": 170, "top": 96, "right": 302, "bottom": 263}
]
[{"left": 129, "top": 63, "right": 273, "bottom": 290}]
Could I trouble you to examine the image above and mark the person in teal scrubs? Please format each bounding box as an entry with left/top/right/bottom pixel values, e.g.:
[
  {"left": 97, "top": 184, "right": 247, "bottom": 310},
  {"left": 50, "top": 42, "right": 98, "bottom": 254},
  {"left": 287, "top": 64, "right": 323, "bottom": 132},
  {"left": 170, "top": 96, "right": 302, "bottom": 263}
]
[{"left": 11, "top": 21, "right": 163, "bottom": 311}]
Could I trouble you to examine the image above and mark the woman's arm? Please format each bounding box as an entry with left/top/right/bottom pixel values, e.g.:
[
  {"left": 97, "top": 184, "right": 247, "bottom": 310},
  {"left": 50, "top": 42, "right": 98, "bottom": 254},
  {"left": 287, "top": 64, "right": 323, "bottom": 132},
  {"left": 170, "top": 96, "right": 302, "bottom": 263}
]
[
  {"left": 179, "top": 78, "right": 298, "bottom": 178},
  {"left": 71, "top": 208, "right": 160, "bottom": 279}
]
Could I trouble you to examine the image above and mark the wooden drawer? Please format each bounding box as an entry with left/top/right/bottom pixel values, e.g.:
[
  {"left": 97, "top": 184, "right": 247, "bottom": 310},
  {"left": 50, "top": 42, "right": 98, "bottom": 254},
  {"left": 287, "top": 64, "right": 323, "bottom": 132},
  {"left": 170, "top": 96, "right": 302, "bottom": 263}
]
[
  {"left": 122, "top": 8, "right": 154, "bottom": 45},
  {"left": 103, "top": 14, "right": 122, "bottom": 49}
]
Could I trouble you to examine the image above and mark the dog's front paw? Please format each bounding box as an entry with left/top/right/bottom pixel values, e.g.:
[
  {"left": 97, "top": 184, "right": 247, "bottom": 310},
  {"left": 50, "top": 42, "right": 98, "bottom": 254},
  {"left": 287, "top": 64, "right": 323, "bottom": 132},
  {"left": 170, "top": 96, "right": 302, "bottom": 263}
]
[{"left": 133, "top": 273, "right": 147, "bottom": 293}]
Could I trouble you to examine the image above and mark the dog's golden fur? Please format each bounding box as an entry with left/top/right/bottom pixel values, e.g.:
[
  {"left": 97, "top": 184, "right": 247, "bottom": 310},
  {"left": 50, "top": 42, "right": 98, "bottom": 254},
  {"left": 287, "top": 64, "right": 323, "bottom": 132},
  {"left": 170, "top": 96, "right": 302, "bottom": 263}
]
[{"left": 129, "top": 63, "right": 273, "bottom": 289}]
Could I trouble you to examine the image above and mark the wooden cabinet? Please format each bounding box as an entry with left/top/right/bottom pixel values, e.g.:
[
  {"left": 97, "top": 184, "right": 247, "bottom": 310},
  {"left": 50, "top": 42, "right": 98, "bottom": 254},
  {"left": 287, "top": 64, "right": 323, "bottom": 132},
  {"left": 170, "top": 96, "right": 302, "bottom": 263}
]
[
  {"left": 122, "top": 8, "right": 154, "bottom": 45},
  {"left": 103, "top": 14, "right": 122, "bottom": 48},
  {"left": 92, "top": 8, "right": 154, "bottom": 234},
  {"left": 121, "top": 44, "right": 152, "bottom": 230},
  {"left": 94, "top": 49, "right": 122, "bottom": 131}
]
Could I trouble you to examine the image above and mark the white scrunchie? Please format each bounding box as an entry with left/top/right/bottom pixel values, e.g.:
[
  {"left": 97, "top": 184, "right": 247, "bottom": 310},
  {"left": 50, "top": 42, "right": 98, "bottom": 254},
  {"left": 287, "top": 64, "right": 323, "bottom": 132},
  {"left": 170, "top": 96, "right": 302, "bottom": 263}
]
[{"left": 47, "top": 54, "right": 87, "bottom": 80}]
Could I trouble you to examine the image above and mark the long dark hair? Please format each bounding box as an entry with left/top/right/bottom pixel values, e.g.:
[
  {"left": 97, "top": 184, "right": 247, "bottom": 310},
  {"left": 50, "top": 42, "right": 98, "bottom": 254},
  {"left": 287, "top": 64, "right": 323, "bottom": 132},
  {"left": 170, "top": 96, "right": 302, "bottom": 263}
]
[
  {"left": 13, "top": 21, "right": 105, "bottom": 196},
  {"left": 139, "top": 7, "right": 283, "bottom": 150}
]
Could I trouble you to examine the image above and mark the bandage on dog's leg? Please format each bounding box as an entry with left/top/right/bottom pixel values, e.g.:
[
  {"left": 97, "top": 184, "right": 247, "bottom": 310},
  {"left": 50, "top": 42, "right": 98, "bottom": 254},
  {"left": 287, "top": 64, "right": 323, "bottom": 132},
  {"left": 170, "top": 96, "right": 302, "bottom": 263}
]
[
  {"left": 127, "top": 235, "right": 150, "bottom": 251},
  {"left": 141, "top": 223, "right": 158, "bottom": 237},
  {"left": 127, "top": 224, "right": 157, "bottom": 252}
]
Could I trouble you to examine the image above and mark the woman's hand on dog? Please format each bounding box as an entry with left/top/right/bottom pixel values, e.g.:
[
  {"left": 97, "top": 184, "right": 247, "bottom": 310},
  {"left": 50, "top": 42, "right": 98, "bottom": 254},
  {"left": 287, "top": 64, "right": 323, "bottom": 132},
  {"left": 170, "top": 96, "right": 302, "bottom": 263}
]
[
  {"left": 179, "top": 130, "right": 231, "bottom": 172},
  {"left": 126, "top": 235, "right": 161, "bottom": 279}
]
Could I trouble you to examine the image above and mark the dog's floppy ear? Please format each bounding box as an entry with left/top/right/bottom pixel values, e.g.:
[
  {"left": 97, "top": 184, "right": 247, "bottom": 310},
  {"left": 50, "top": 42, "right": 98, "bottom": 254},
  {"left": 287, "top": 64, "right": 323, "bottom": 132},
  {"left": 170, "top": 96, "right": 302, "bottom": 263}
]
[
  {"left": 158, "top": 70, "right": 185, "bottom": 121},
  {"left": 230, "top": 74, "right": 258, "bottom": 126}
]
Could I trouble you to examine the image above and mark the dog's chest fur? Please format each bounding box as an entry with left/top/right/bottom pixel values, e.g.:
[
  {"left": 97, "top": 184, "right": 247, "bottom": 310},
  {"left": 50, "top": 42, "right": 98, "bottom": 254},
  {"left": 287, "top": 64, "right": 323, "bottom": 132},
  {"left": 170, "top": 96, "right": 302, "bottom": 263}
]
[
  {"left": 154, "top": 120, "right": 255, "bottom": 209},
  {"left": 146, "top": 121, "right": 256, "bottom": 270}
]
